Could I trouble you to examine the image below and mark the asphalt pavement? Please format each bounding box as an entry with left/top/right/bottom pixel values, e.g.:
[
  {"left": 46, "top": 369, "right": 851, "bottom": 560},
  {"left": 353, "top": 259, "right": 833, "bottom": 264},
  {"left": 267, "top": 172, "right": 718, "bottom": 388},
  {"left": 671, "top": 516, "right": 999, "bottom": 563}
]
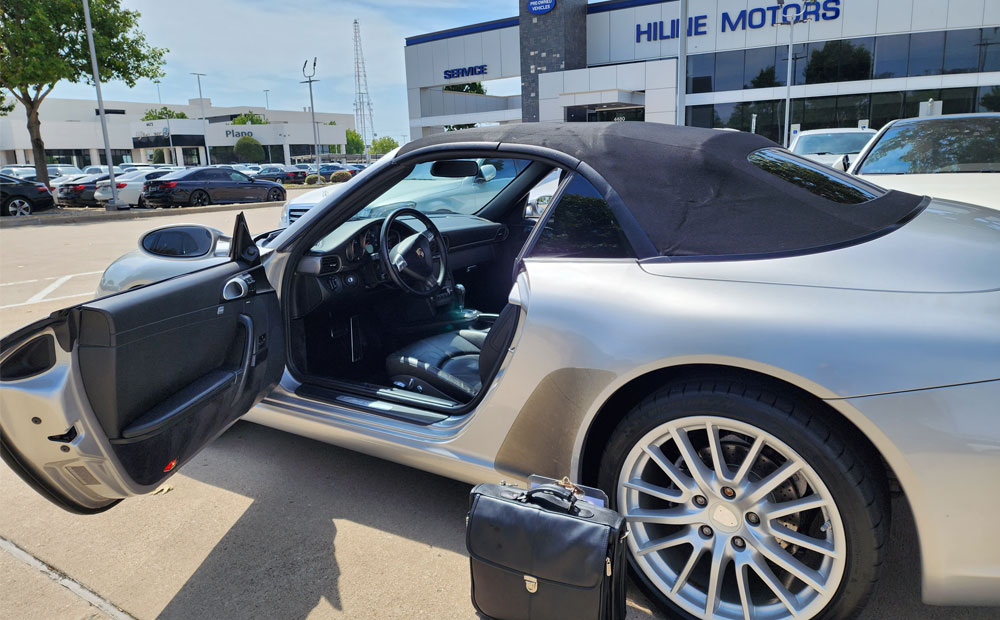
[{"left": 1, "top": 206, "right": 997, "bottom": 620}]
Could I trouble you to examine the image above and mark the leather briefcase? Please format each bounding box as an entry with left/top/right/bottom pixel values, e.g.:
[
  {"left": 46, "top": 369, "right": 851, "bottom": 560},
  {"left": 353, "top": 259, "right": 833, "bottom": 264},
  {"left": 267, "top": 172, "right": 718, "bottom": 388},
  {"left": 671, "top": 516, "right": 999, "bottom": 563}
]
[{"left": 466, "top": 481, "right": 629, "bottom": 620}]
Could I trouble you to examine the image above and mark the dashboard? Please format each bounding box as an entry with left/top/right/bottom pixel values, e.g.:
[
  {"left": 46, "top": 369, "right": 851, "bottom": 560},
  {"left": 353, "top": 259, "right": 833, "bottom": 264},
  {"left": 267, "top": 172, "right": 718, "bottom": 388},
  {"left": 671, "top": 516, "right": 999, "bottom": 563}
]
[{"left": 293, "top": 213, "right": 508, "bottom": 312}]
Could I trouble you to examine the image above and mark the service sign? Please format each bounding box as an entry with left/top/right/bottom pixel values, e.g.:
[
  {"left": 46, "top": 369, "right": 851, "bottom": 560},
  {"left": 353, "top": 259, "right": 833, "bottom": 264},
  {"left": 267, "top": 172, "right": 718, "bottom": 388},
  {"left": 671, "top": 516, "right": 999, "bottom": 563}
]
[{"left": 528, "top": 0, "right": 556, "bottom": 16}]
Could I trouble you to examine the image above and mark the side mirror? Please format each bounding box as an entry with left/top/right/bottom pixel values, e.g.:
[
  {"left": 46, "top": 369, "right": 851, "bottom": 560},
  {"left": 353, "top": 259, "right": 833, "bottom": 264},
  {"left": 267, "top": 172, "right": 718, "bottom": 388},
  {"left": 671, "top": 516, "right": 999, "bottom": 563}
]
[
  {"left": 839, "top": 154, "right": 851, "bottom": 172},
  {"left": 525, "top": 194, "right": 553, "bottom": 219},
  {"left": 140, "top": 224, "right": 224, "bottom": 258},
  {"left": 477, "top": 164, "right": 497, "bottom": 183}
]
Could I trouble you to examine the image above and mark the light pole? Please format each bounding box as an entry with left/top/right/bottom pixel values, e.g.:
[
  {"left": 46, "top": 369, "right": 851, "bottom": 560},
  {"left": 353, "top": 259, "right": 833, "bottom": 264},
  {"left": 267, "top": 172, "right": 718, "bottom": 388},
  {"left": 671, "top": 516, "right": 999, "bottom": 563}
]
[
  {"left": 775, "top": 0, "right": 818, "bottom": 147},
  {"left": 301, "top": 58, "right": 322, "bottom": 172},
  {"left": 675, "top": 0, "right": 688, "bottom": 127},
  {"left": 191, "top": 72, "right": 210, "bottom": 165},
  {"left": 263, "top": 89, "right": 270, "bottom": 122},
  {"left": 82, "top": 0, "right": 125, "bottom": 210},
  {"left": 154, "top": 80, "right": 175, "bottom": 164}
]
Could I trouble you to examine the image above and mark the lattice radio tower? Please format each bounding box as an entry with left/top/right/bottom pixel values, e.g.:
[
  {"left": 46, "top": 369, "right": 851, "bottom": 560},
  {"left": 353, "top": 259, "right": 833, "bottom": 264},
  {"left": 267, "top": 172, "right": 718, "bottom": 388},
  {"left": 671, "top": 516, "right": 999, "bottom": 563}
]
[{"left": 353, "top": 19, "right": 375, "bottom": 158}]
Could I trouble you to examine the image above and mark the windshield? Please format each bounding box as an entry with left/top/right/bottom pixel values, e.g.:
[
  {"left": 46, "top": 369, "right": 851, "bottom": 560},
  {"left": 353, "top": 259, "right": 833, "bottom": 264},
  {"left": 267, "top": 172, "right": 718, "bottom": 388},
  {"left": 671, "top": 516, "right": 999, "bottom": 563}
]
[
  {"left": 792, "top": 132, "right": 873, "bottom": 155},
  {"left": 346, "top": 157, "right": 528, "bottom": 221},
  {"left": 857, "top": 117, "right": 1000, "bottom": 175}
]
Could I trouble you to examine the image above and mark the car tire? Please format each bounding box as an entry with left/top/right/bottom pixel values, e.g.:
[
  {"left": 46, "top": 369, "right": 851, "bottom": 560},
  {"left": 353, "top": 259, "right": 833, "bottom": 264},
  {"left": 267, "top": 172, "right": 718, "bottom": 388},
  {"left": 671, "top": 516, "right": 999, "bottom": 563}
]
[
  {"left": 137, "top": 196, "right": 147, "bottom": 209},
  {"left": 4, "top": 197, "right": 33, "bottom": 216},
  {"left": 597, "top": 378, "right": 889, "bottom": 620},
  {"left": 188, "top": 190, "right": 210, "bottom": 208},
  {"left": 266, "top": 187, "right": 283, "bottom": 202}
]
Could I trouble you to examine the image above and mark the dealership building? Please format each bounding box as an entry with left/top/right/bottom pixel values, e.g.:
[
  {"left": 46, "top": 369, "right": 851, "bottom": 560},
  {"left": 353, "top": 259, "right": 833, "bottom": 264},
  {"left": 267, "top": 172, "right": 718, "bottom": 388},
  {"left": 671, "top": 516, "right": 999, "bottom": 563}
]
[
  {"left": 0, "top": 97, "right": 354, "bottom": 168},
  {"left": 404, "top": 0, "right": 1000, "bottom": 143}
]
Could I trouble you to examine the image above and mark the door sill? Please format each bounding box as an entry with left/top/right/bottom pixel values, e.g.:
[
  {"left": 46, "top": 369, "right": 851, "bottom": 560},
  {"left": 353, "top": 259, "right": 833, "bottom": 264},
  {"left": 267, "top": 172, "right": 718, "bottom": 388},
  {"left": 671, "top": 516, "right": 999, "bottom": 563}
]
[{"left": 295, "top": 383, "right": 451, "bottom": 426}]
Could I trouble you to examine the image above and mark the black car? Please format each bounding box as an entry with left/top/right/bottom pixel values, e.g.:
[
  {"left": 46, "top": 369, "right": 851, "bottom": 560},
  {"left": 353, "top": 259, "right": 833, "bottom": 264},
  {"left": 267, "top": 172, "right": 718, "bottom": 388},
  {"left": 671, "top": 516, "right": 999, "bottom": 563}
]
[
  {"left": 142, "top": 167, "right": 286, "bottom": 208},
  {"left": 0, "top": 173, "right": 55, "bottom": 216},
  {"left": 55, "top": 173, "right": 110, "bottom": 207},
  {"left": 253, "top": 164, "right": 307, "bottom": 184}
]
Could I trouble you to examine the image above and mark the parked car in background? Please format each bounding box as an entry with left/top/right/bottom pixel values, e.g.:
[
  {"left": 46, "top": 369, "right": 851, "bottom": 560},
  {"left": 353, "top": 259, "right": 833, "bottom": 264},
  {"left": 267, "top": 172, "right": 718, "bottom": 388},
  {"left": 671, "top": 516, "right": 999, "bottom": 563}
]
[
  {"left": 56, "top": 173, "right": 110, "bottom": 207},
  {"left": 293, "top": 163, "right": 311, "bottom": 171},
  {"left": 252, "top": 164, "right": 306, "bottom": 184},
  {"left": 94, "top": 169, "right": 174, "bottom": 207},
  {"left": 317, "top": 163, "right": 357, "bottom": 179},
  {"left": 789, "top": 128, "right": 876, "bottom": 170},
  {"left": 0, "top": 173, "right": 54, "bottom": 216},
  {"left": 82, "top": 165, "right": 125, "bottom": 175},
  {"left": 0, "top": 165, "right": 34, "bottom": 177},
  {"left": 849, "top": 113, "right": 1000, "bottom": 210},
  {"left": 46, "top": 165, "right": 84, "bottom": 178},
  {"left": 49, "top": 174, "right": 89, "bottom": 201},
  {"left": 142, "top": 166, "right": 285, "bottom": 207}
]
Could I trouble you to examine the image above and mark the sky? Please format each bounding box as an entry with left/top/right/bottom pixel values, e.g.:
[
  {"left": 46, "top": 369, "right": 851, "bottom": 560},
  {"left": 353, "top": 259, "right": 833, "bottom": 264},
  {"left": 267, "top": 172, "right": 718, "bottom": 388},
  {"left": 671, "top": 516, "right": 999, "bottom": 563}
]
[{"left": 51, "top": 0, "right": 522, "bottom": 143}]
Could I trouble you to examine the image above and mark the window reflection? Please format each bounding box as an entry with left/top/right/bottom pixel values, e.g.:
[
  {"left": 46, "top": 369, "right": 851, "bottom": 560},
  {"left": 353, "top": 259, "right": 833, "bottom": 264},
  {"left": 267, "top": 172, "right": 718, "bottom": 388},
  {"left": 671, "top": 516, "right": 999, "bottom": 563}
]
[
  {"left": 856, "top": 117, "right": 1000, "bottom": 175},
  {"left": 749, "top": 149, "right": 883, "bottom": 204},
  {"left": 531, "top": 176, "right": 634, "bottom": 259}
]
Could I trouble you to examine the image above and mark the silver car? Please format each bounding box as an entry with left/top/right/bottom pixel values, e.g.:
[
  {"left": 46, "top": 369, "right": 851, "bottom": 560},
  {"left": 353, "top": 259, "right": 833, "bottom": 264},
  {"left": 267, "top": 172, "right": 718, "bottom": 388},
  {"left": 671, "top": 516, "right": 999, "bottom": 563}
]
[{"left": 2, "top": 123, "right": 998, "bottom": 620}]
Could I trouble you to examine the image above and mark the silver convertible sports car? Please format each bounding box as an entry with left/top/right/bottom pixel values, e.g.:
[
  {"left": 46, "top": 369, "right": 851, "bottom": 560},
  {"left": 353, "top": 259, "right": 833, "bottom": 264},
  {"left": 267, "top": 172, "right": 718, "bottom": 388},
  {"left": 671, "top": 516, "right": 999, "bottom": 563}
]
[{"left": 2, "top": 123, "right": 999, "bottom": 620}]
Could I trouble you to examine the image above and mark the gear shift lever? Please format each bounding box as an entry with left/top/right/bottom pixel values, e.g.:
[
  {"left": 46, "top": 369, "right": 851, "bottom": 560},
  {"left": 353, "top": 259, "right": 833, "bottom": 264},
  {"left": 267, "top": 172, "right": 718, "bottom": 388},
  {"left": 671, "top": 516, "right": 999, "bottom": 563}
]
[{"left": 455, "top": 283, "right": 466, "bottom": 311}]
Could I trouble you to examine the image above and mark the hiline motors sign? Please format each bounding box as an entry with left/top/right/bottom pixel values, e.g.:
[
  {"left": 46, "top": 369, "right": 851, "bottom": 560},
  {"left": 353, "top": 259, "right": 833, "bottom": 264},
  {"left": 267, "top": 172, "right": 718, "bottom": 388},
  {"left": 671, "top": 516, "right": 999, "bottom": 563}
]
[
  {"left": 443, "top": 64, "right": 488, "bottom": 80},
  {"left": 636, "top": 0, "right": 841, "bottom": 42}
]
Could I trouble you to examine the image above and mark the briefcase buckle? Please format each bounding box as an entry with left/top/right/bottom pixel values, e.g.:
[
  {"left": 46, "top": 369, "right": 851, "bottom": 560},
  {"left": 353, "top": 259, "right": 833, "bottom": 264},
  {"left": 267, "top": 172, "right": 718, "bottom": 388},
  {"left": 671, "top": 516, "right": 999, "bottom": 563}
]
[{"left": 524, "top": 575, "right": 538, "bottom": 594}]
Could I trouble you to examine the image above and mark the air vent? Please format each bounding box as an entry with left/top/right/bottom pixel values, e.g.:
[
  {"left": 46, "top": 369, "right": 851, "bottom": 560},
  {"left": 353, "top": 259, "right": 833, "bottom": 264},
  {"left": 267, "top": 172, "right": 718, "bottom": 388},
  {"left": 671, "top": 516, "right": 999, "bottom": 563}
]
[
  {"left": 494, "top": 226, "right": 509, "bottom": 242},
  {"left": 319, "top": 255, "right": 342, "bottom": 275}
]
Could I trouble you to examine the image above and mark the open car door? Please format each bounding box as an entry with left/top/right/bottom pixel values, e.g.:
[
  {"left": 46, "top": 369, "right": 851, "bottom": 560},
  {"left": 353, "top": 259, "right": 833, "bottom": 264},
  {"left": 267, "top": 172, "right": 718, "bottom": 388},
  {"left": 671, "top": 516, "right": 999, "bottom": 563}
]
[{"left": 0, "top": 215, "right": 284, "bottom": 513}]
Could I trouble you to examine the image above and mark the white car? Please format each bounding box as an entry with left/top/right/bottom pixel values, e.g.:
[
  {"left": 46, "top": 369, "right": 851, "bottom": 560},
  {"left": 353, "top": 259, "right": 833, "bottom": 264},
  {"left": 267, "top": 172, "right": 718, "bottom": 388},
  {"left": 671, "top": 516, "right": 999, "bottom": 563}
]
[
  {"left": 849, "top": 113, "right": 1000, "bottom": 210},
  {"left": 94, "top": 168, "right": 175, "bottom": 207},
  {"left": 789, "top": 128, "right": 876, "bottom": 170}
]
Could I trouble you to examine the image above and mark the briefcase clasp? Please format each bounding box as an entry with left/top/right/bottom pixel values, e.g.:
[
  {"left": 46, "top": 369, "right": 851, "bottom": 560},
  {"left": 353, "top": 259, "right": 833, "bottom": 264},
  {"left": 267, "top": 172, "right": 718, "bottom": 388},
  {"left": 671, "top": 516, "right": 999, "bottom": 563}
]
[{"left": 524, "top": 575, "right": 538, "bottom": 594}]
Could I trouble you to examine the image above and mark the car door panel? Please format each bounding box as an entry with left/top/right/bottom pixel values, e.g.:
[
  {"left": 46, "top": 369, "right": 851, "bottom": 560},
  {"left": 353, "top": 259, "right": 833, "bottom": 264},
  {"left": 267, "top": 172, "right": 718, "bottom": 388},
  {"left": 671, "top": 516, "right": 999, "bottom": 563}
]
[{"left": 0, "top": 222, "right": 283, "bottom": 512}]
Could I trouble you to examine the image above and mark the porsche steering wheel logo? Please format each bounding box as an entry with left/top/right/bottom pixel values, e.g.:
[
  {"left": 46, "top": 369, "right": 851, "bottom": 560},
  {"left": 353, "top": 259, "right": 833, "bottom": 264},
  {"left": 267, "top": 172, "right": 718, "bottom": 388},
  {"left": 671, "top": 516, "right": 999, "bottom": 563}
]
[{"left": 416, "top": 248, "right": 425, "bottom": 258}]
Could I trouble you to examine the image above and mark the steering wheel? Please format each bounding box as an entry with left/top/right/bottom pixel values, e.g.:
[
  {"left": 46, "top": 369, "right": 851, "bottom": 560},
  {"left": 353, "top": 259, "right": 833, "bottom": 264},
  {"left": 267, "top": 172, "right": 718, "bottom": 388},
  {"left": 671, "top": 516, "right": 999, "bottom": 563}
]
[{"left": 380, "top": 208, "right": 449, "bottom": 297}]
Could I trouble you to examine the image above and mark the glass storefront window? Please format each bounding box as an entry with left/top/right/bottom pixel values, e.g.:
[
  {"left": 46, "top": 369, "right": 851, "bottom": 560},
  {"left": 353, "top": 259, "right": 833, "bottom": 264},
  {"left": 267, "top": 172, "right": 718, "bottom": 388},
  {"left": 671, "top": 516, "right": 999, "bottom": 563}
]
[
  {"left": 779, "top": 43, "right": 809, "bottom": 86},
  {"left": 870, "top": 91, "right": 904, "bottom": 128},
  {"left": 714, "top": 50, "right": 745, "bottom": 93},
  {"left": 838, "top": 38, "right": 874, "bottom": 82},
  {"left": 802, "top": 96, "right": 837, "bottom": 131},
  {"left": 874, "top": 34, "right": 909, "bottom": 79},
  {"left": 944, "top": 28, "right": 981, "bottom": 74},
  {"left": 805, "top": 40, "right": 839, "bottom": 84},
  {"left": 587, "top": 107, "right": 644, "bottom": 122},
  {"left": 907, "top": 31, "right": 944, "bottom": 76},
  {"left": 836, "top": 94, "right": 871, "bottom": 128},
  {"left": 979, "top": 85, "right": 1000, "bottom": 112},
  {"left": 982, "top": 27, "right": 1000, "bottom": 72},
  {"left": 744, "top": 46, "right": 779, "bottom": 89},
  {"left": 687, "top": 54, "right": 714, "bottom": 94},
  {"left": 686, "top": 105, "right": 714, "bottom": 128},
  {"left": 713, "top": 102, "right": 743, "bottom": 130},
  {"left": 903, "top": 89, "right": 941, "bottom": 118},
  {"left": 940, "top": 87, "right": 978, "bottom": 115}
]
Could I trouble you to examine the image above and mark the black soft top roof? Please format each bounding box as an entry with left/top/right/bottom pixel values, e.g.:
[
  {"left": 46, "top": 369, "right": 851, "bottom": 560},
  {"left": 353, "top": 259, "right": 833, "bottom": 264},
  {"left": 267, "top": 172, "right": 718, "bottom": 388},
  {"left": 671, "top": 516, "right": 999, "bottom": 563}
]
[{"left": 398, "top": 122, "right": 923, "bottom": 258}]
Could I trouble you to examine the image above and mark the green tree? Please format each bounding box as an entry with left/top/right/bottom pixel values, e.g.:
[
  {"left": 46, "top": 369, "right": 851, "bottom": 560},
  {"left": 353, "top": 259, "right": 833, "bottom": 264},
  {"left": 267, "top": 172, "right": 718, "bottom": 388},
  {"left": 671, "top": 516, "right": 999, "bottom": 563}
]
[
  {"left": 980, "top": 86, "right": 1000, "bottom": 112},
  {"left": 232, "top": 110, "right": 266, "bottom": 125},
  {"left": 234, "top": 136, "right": 265, "bottom": 163},
  {"left": 0, "top": 0, "right": 166, "bottom": 185},
  {"left": 141, "top": 106, "right": 187, "bottom": 120},
  {"left": 444, "top": 82, "right": 486, "bottom": 95},
  {"left": 151, "top": 148, "right": 164, "bottom": 164},
  {"left": 345, "top": 128, "right": 364, "bottom": 154},
  {"left": 370, "top": 135, "right": 399, "bottom": 154},
  {"left": 327, "top": 120, "right": 337, "bottom": 125},
  {"left": 0, "top": 91, "right": 13, "bottom": 116}
]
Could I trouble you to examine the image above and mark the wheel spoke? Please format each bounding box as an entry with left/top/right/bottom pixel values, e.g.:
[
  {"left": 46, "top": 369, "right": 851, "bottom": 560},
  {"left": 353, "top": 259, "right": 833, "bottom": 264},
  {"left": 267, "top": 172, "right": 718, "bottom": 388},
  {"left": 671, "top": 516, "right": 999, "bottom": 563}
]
[
  {"left": 734, "top": 559, "right": 753, "bottom": 620},
  {"left": 636, "top": 527, "right": 694, "bottom": 556},
  {"left": 732, "top": 435, "right": 766, "bottom": 486},
  {"left": 763, "top": 494, "right": 828, "bottom": 520},
  {"left": 768, "top": 523, "right": 837, "bottom": 557},
  {"left": 669, "top": 426, "right": 715, "bottom": 492},
  {"left": 705, "top": 538, "right": 729, "bottom": 616},
  {"left": 623, "top": 477, "right": 685, "bottom": 503},
  {"left": 671, "top": 540, "right": 707, "bottom": 595},
  {"left": 744, "top": 458, "right": 802, "bottom": 505},
  {"left": 642, "top": 444, "right": 696, "bottom": 496},
  {"left": 705, "top": 421, "right": 731, "bottom": 482},
  {"left": 746, "top": 551, "right": 801, "bottom": 617},
  {"left": 624, "top": 507, "right": 702, "bottom": 526},
  {"left": 756, "top": 537, "right": 828, "bottom": 594}
]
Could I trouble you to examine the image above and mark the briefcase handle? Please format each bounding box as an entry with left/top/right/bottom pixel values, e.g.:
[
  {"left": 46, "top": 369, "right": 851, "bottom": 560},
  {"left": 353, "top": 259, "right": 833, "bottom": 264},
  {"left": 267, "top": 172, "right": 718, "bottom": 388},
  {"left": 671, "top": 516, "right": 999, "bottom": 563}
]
[{"left": 523, "top": 484, "right": 578, "bottom": 511}]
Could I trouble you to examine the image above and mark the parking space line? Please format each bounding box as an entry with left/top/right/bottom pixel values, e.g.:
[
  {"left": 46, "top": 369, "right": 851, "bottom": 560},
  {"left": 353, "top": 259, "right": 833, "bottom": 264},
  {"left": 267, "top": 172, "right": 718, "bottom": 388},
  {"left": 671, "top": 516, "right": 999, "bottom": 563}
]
[
  {"left": 26, "top": 275, "right": 73, "bottom": 303},
  {"left": 0, "top": 278, "right": 40, "bottom": 287},
  {"left": 0, "top": 535, "right": 138, "bottom": 620},
  {"left": 0, "top": 292, "right": 93, "bottom": 310}
]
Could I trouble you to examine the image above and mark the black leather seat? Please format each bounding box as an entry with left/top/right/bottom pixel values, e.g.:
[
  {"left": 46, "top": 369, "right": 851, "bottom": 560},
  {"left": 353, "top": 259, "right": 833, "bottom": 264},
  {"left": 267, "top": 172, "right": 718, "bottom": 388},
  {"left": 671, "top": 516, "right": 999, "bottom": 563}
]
[{"left": 386, "top": 304, "right": 519, "bottom": 403}]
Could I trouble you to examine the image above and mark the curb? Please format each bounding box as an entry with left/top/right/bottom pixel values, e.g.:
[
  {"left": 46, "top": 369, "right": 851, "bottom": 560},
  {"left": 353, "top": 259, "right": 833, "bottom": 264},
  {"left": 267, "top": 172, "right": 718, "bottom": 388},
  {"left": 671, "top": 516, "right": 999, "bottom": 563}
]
[{"left": 0, "top": 200, "right": 285, "bottom": 229}]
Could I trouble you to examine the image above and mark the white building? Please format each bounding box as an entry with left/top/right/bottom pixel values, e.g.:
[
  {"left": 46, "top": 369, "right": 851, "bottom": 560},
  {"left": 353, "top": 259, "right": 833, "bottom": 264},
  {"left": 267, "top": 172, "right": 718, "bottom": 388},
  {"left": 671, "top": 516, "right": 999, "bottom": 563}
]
[
  {"left": 0, "top": 96, "right": 355, "bottom": 167},
  {"left": 405, "top": 0, "right": 1000, "bottom": 143}
]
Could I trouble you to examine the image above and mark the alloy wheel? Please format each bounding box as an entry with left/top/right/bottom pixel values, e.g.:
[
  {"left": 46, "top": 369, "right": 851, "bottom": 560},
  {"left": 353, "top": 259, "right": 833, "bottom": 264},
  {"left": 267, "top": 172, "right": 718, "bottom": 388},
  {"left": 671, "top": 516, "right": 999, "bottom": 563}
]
[
  {"left": 7, "top": 198, "right": 32, "bottom": 216},
  {"left": 617, "top": 416, "right": 846, "bottom": 620},
  {"left": 267, "top": 188, "right": 282, "bottom": 202}
]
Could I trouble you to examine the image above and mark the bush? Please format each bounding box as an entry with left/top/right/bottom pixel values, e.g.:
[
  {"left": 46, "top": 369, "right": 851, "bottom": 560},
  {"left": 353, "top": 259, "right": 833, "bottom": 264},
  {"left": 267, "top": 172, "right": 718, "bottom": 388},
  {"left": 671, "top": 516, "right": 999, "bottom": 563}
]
[
  {"left": 234, "top": 136, "right": 265, "bottom": 163},
  {"left": 330, "top": 170, "right": 353, "bottom": 183},
  {"left": 304, "top": 174, "right": 318, "bottom": 185},
  {"left": 151, "top": 148, "right": 164, "bottom": 164}
]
